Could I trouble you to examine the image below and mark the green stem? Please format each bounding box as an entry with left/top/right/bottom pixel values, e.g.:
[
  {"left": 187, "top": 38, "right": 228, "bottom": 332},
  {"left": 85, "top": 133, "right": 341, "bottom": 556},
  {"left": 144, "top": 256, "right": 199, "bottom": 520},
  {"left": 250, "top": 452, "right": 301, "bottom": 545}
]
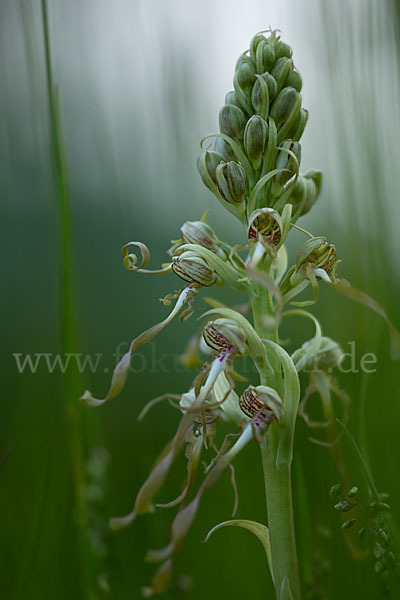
[
  {"left": 41, "top": 1, "right": 93, "bottom": 595},
  {"left": 251, "top": 285, "right": 301, "bottom": 600},
  {"left": 261, "top": 438, "right": 301, "bottom": 600}
]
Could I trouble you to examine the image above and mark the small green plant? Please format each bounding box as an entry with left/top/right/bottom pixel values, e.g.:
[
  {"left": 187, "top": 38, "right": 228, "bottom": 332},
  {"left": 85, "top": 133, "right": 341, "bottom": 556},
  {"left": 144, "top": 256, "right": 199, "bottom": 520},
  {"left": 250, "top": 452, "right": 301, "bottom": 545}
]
[{"left": 81, "top": 29, "right": 399, "bottom": 598}]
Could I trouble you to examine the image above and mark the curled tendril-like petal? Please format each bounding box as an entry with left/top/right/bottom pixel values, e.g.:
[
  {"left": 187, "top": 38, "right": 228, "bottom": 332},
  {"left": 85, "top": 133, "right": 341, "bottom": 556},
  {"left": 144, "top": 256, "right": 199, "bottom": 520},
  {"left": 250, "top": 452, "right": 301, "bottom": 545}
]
[
  {"left": 229, "top": 463, "right": 239, "bottom": 517},
  {"left": 122, "top": 241, "right": 172, "bottom": 274},
  {"left": 156, "top": 431, "right": 204, "bottom": 509},
  {"left": 109, "top": 351, "right": 233, "bottom": 530},
  {"left": 300, "top": 371, "right": 349, "bottom": 477},
  {"left": 207, "top": 432, "right": 241, "bottom": 474},
  {"left": 80, "top": 286, "right": 197, "bottom": 408},
  {"left": 138, "top": 394, "right": 181, "bottom": 422},
  {"left": 299, "top": 383, "right": 330, "bottom": 430},
  {"left": 141, "top": 559, "right": 173, "bottom": 598},
  {"left": 145, "top": 424, "right": 253, "bottom": 569},
  {"left": 300, "top": 371, "right": 350, "bottom": 433},
  {"left": 180, "top": 292, "right": 196, "bottom": 322}
]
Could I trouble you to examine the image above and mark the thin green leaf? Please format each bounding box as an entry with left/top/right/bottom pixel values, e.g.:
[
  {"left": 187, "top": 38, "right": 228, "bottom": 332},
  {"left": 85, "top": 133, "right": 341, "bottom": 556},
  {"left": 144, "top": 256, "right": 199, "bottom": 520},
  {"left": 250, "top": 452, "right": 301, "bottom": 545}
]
[{"left": 204, "top": 519, "right": 274, "bottom": 583}]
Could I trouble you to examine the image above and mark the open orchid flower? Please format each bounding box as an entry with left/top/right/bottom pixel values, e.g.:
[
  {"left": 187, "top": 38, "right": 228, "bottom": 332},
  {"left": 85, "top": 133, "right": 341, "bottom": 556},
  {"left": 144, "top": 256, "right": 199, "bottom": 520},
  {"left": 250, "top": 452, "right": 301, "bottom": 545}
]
[
  {"left": 108, "top": 318, "right": 250, "bottom": 531},
  {"left": 143, "top": 385, "right": 284, "bottom": 597},
  {"left": 292, "top": 333, "right": 350, "bottom": 477}
]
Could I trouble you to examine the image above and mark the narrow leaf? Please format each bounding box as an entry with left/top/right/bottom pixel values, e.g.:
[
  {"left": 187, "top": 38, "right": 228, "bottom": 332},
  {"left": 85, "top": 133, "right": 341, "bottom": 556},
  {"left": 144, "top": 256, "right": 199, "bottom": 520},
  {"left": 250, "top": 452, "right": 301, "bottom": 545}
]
[{"left": 204, "top": 519, "right": 274, "bottom": 583}]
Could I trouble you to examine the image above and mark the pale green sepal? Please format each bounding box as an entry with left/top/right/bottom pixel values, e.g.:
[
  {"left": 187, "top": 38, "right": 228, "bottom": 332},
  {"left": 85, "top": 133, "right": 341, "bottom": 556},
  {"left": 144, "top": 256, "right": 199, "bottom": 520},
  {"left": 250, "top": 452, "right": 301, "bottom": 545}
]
[
  {"left": 214, "top": 372, "right": 247, "bottom": 425},
  {"left": 263, "top": 340, "right": 300, "bottom": 467},
  {"left": 247, "top": 168, "right": 291, "bottom": 215},
  {"left": 179, "top": 243, "right": 250, "bottom": 293},
  {"left": 282, "top": 309, "right": 322, "bottom": 372},
  {"left": 197, "top": 151, "right": 244, "bottom": 222},
  {"left": 204, "top": 519, "right": 274, "bottom": 584},
  {"left": 201, "top": 133, "right": 255, "bottom": 186},
  {"left": 272, "top": 245, "right": 288, "bottom": 285},
  {"left": 262, "top": 117, "right": 278, "bottom": 176}
]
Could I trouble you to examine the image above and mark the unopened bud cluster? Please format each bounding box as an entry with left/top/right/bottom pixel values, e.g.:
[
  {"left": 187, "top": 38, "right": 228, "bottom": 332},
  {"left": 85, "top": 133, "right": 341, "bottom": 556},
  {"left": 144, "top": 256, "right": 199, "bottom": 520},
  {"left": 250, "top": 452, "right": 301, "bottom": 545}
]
[{"left": 198, "top": 30, "right": 322, "bottom": 218}]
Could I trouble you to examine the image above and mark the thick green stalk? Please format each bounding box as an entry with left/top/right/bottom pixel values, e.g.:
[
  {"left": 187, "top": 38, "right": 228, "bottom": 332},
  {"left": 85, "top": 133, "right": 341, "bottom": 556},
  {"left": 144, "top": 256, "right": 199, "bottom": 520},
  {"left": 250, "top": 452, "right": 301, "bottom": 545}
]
[{"left": 251, "top": 285, "right": 301, "bottom": 600}]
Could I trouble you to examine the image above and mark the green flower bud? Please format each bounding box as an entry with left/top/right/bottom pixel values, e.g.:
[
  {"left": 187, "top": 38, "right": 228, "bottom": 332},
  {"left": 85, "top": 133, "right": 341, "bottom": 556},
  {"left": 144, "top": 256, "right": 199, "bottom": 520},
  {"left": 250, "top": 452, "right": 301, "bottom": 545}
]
[
  {"left": 225, "top": 90, "right": 242, "bottom": 108},
  {"left": 244, "top": 115, "right": 268, "bottom": 168},
  {"left": 302, "top": 170, "right": 322, "bottom": 214},
  {"left": 293, "top": 236, "right": 338, "bottom": 282},
  {"left": 252, "top": 73, "right": 278, "bottom": 116},
  {"left": 271, "top": 57, "right": 293, "bottom": 91},
  {"left": 180, "top": 221, "right": 220, "bottom": 254},
  {"left": 287, "top": 170, "right": 322, "bottom": 216},
  {"left": 239, "top": 385, "right": 283, "bottom": 425},
  {"left": 216, "top": 161, "right": 246, "bottom": 204},
  {"left": 270, "top": 87, "right": 301, "bottom": 127},
  {"left": 214, "top": 137, "right": 234, "bottom": 162},
  {"left": 330, "top": 483, "right": 342, "bottom": 499},
  {"left": 219, "top": 103, "right": 246, "bottom": 141},
  {"left": 289, "top": 108, "right": 308, "bottom": 141},
  {"left": 253, "top": 36, "right": 275, "bottom": 73},
  {"left": 334, "top": 500, "right": 355, "bottom": 512},
  {"left": 249, "top": 33, "right": 267, "bottom": 62},
  {"left": 203, "top": 318, "right": 247, "bottom": 355},
  {"left": 248, "top": 208, "right": 282, "bottom": 246},
  {"left": 286, "top": 69, "right": 302, "bottom": 92},
  {"left": 275, "top": 40, "right": 293, "bottom": 60},
  {"left": 275, "top": 140, "right": 301, "bottom": 185},
  {"left": 197, "top": 150, "right": 225, "bottom": 190},
  {"left": 288, "top": 107, "right": 308, "bottom": 142},
  {"left": 342, "top": 519, "right": 357, "bottom": 530},
  {"left": 172, "top": 250, "right": 217, "bottom": 287},
  {"left": 235, "top": 56, "right": 256, "bottom": 89},
  {"left": 262, "top": 44, "right": 275, "bottom": 71}
]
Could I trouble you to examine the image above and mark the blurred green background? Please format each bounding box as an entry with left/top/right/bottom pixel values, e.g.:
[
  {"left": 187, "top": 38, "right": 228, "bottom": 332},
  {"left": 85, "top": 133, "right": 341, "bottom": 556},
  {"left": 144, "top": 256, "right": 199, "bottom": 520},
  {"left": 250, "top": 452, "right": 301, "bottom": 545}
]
[{"left": 1, "top": 0, "right": 400, "bottom": 598}]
